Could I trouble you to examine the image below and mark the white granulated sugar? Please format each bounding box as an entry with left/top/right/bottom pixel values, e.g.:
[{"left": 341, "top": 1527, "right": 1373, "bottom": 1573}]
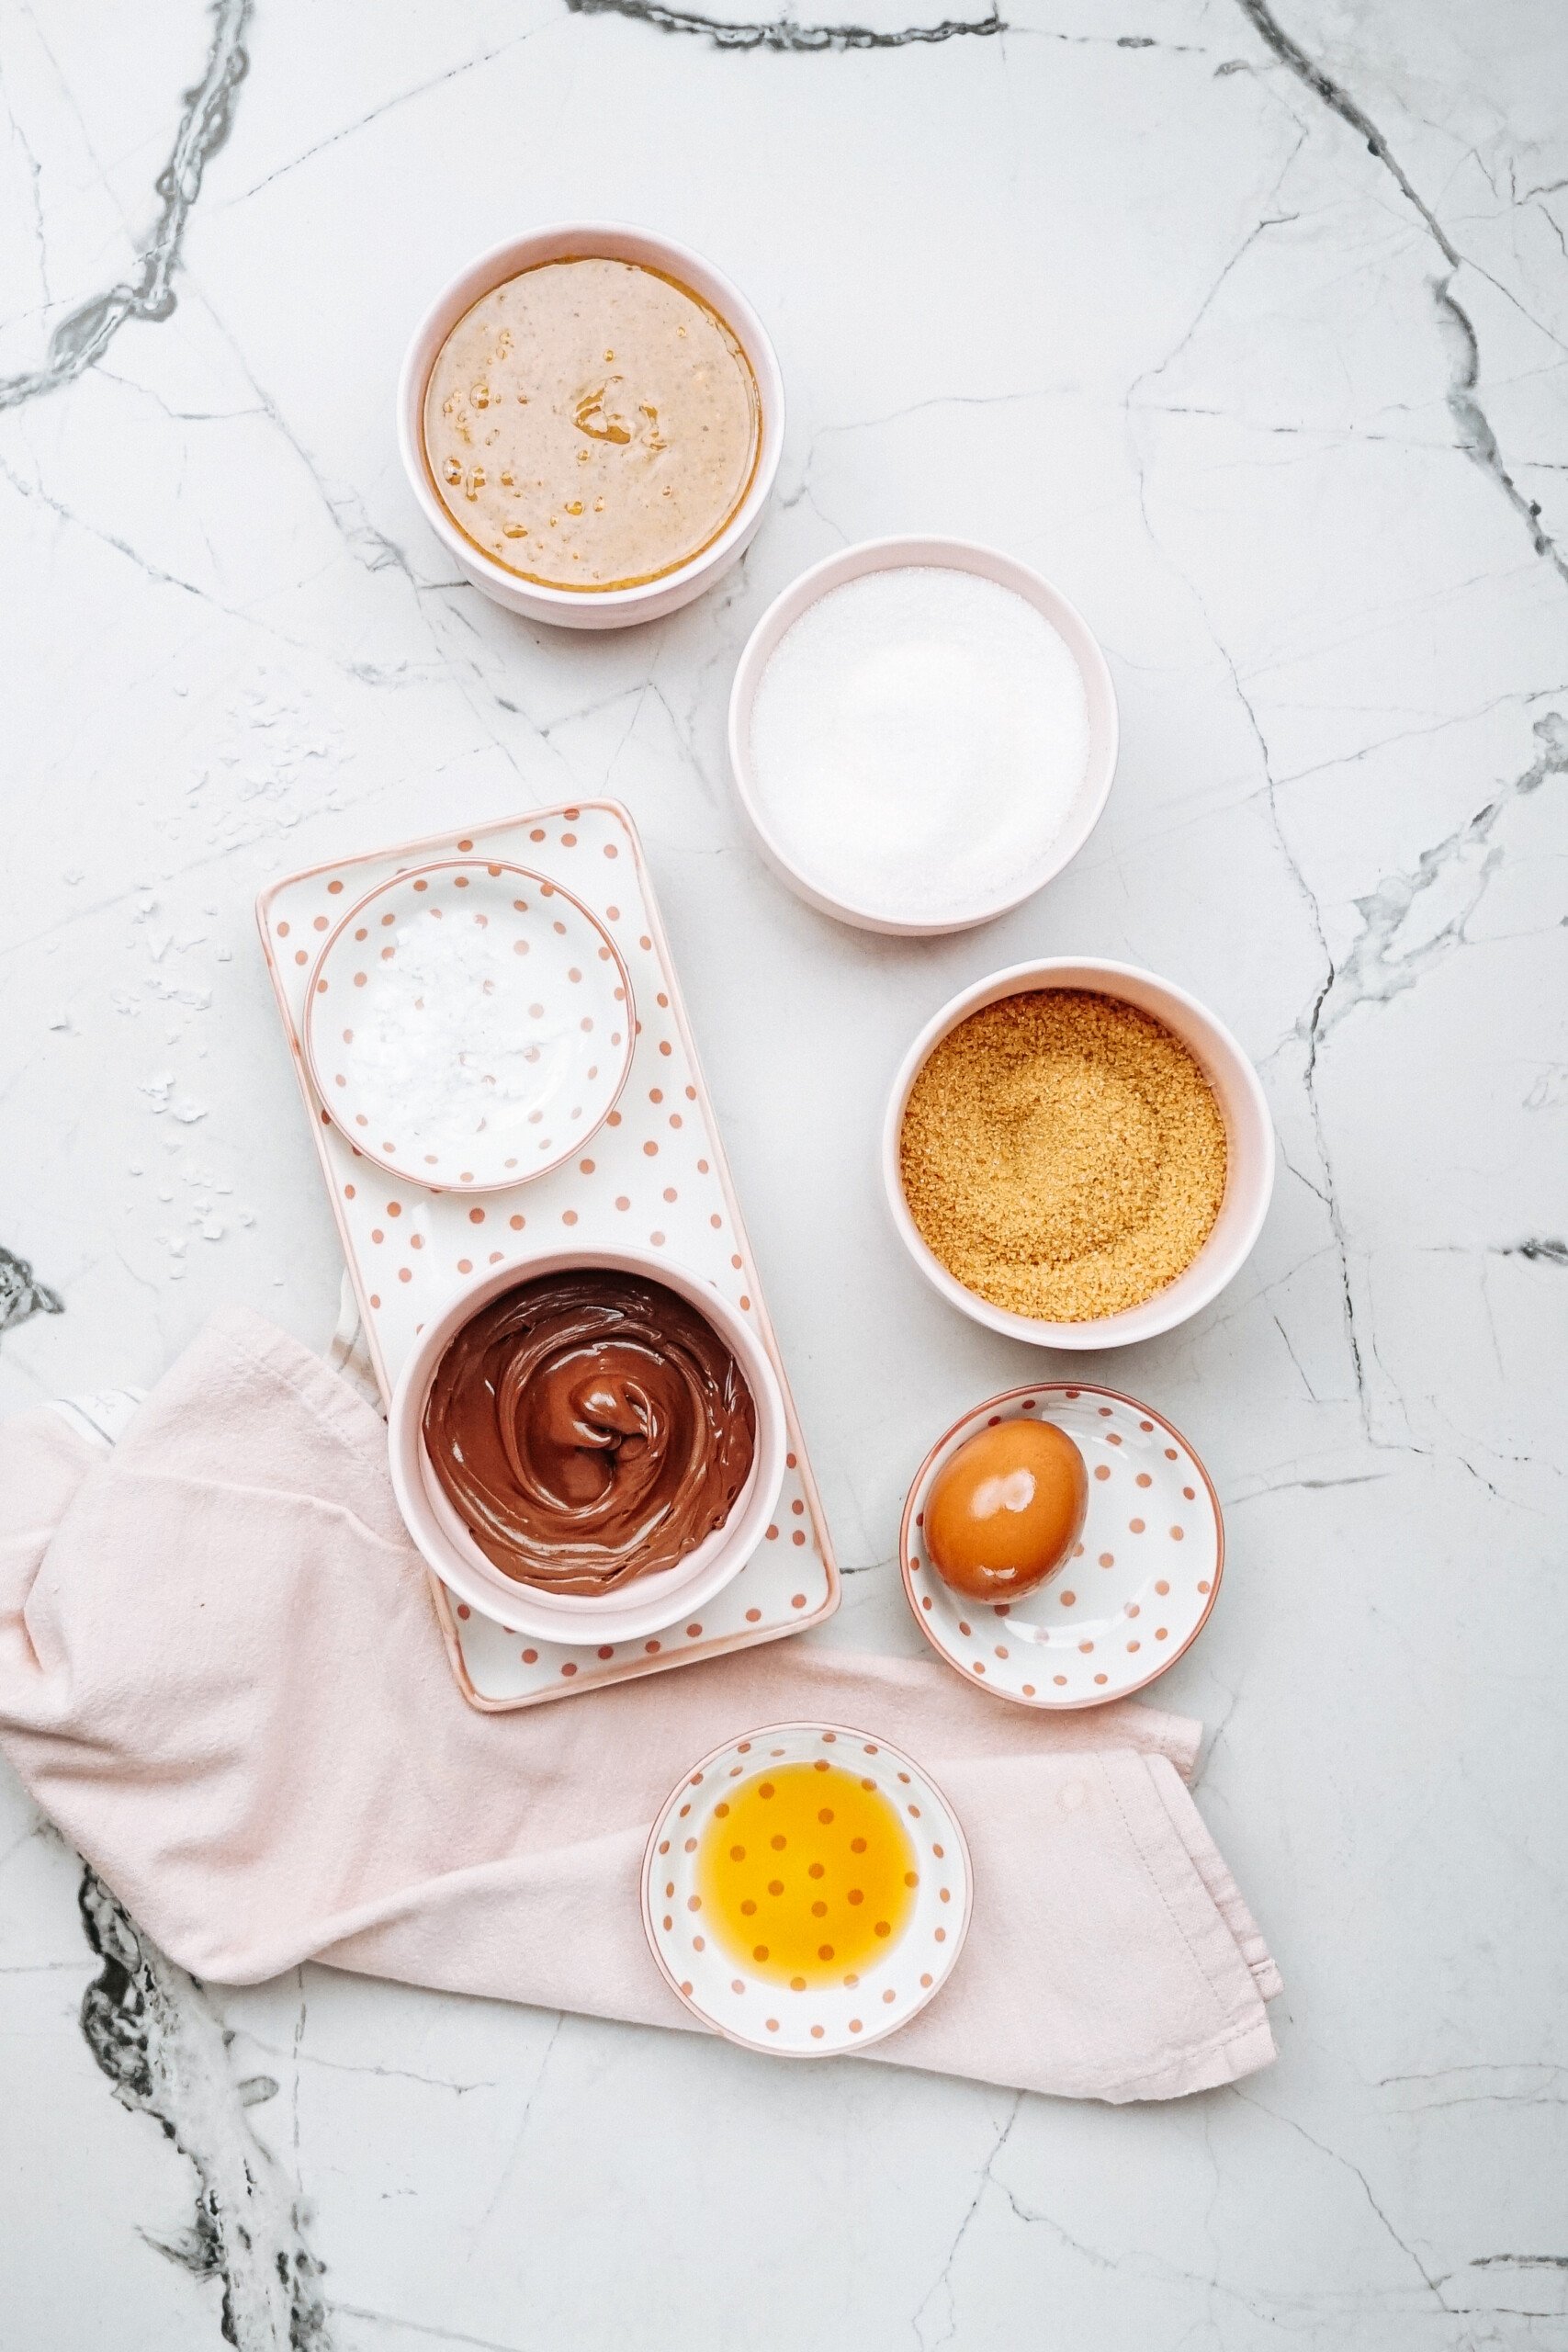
[{"left": 747, "top": 566, "right": 1090, "bottom": 924}]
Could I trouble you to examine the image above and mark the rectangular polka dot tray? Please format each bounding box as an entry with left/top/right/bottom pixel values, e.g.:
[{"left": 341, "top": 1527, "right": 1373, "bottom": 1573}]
[{"left": 256, "top": 800, "right": 840, "bottom": 1710}]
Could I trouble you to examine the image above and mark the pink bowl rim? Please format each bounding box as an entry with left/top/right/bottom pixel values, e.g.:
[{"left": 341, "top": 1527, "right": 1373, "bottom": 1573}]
[
  {"left": 881, "top": 955, "right": 1276, "bottom": 1347},
  {"left": 387, "top": 1245, "right": 787, "bottom": 1641},
  {"left": 396, "top": 221, "right": 784, "bottom": 622},
  {"left": 727, "top": 534, "right": 1119, "bottom": 935}
]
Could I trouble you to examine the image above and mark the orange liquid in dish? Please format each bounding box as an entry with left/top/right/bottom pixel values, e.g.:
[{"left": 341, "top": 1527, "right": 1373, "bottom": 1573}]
[{"left": 696, "top": 1761, "right": 918, "bottom": 1989}]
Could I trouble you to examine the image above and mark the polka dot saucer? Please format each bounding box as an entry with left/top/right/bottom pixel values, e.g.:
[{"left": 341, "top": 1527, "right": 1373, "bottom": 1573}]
[
  {"left": 304, "top": 859, "right": 634, "bottom": 1193},
  {"left": 901, "top": 1385, "right": 1224, "bottom": 1710},
  {"left": 642, "top": 1722, "right": 972, "bottom": 2058}
]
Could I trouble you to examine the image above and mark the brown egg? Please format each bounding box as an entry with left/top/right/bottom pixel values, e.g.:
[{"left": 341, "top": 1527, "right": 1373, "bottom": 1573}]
[{"left": 925, "top": 1418, "right": 1088, "bottom": 1603}]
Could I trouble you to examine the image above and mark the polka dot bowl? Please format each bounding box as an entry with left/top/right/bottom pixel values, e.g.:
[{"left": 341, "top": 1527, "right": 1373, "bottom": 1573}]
[
  {"left": 901, "top": 1385, "right": 1224, "bottom": 1709},
  {"left": 304, "top": 860, "right": 634, "bottom": 1193},
  {"left": 388, "top": 1246, "right": 787, "bottom": 1645},
  {"left": 642, "top": 1722, "right": 972, "bottom": 2058}
]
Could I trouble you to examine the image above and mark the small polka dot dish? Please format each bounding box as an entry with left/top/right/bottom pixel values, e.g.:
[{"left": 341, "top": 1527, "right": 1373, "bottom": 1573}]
[
  {"left": 303, "top": 860, "right": 634, "bottom": 1193},
  {"left": 643, "top": 1722, "right": 972, "bottom": 2058},
  {"left": 901, "top": 1385, "right": 1223, "bottom": 1709}
]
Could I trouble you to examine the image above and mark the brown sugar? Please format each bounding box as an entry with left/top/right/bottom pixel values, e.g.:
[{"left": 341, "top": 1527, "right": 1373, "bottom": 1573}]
[{"left": 898, "top": 990, "right": 1227, "bottom": 1322}]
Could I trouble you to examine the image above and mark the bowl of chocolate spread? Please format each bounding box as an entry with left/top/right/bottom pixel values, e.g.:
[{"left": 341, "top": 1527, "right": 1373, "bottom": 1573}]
[{"left": 389, "top": 1248, "right": 787, "bottom": 1643}]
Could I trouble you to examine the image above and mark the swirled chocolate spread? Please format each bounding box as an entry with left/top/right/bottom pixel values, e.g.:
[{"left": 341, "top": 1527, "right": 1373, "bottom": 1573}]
[{"left": 423, "top": 1271, "right": 757, "bottom": 1594}]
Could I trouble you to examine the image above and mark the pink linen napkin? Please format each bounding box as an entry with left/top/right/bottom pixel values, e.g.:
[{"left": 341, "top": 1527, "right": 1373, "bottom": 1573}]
[{"left": 0, "top": 1306, "right": 1279, "bottom": 2101}]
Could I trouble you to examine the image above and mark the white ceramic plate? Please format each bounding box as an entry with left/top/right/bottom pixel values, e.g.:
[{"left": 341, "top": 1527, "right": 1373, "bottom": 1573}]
[
  {"left": 642, "top": 1721, "right": 972, "bottom": 2057},
  {"left": 901, "top": 1385, "right": 1224, "bottom": 1709},
  {"left": 304, "top": 860, "right": 634, "bottom": 1192}
]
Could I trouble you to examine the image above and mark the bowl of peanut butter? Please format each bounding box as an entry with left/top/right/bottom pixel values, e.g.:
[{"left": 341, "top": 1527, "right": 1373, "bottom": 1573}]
[{"left": 399, "top": 224, "right": 784, "bottom": 629}]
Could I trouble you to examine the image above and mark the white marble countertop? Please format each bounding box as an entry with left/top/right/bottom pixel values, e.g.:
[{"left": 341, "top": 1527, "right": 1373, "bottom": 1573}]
[{"left": 2, "top": 0, "right": 1565, "bottom": 2344}]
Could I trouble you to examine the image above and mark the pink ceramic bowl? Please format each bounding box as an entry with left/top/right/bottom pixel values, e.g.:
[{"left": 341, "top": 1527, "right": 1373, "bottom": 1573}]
[
  {"left": 388, "top": 1246, "right": 787, "bottom": 1643},
  {"left": 882, "top": 958, "right": 1275, "bottom": 1349},
  {"left": 398, "top": 223, "right": 784, "bottom": 632},
  {"left": 727, "top": 537, "right": 1117, "bottom": 934}
]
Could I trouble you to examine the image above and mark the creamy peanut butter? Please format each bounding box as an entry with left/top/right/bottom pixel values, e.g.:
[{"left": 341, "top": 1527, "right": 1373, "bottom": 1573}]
[{"left": 423, "top": 256, "right": 761, "bottom": 592}]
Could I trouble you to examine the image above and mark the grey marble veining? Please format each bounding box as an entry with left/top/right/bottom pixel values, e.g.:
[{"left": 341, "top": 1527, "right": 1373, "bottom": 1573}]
[
  {"left": 0, "top": 0, "right": 252, "bottom": 411},
  {"left": 77, "top": 1871, "right": 329, "bottom": 2346},
  {"left": 1, "top": 0, "right": 1565, "bottom": 2344},
  {"left": 564, "top": 0, "right": 1004, "bottom": 50}
]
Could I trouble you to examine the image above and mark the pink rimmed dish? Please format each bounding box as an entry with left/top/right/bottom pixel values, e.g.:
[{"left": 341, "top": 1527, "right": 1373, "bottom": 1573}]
[
  {"left": 304, "top": 860, "right": 635, "bottom": 1193},
  {"left": 902, "top": 1385, "right": 1224, "bottom": 1710},
  {"left": 641, "top": 1722, "right": 972, "bottom": 2058}
]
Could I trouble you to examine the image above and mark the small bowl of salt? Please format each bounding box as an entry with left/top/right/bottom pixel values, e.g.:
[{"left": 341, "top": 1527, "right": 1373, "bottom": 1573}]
[{"left": 727, "top": 537, "right": 1117, "bottom": 934}]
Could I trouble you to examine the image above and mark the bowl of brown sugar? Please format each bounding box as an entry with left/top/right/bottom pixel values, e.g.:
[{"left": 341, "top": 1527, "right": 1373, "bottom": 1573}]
[{"left": 882, "top": 959, "right": 1274, "bottom": 1348}]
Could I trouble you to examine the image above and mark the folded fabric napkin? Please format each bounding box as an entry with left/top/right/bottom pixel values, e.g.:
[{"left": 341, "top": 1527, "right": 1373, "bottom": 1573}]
[{"left": 0, "top": 1306, "right": 1279, "bottom": 2101}]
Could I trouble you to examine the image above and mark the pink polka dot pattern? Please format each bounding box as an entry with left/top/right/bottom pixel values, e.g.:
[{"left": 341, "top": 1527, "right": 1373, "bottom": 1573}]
[
  {"left": 261, "top": 801, "right": 837, "bottom": 1712},
  {"left": 900, "top": 1384, "right": 1223, "bottom": 1712},
  {"left": 642, "top": 1721, "right": 971, "bottom": 2061},
  {"left": 302, "top": 860, "right": 634, "bottom": 1192}
]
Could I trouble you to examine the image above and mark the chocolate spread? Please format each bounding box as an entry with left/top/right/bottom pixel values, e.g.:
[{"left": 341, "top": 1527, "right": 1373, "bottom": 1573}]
[{"left": 423, "top": 1270, "right": 757, "bottom": 1594}]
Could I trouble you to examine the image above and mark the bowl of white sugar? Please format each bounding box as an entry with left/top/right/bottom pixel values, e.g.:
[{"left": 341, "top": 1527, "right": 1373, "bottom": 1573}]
[{"left": 728, "top": 537, "right": 1117, "bottom": 934}]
